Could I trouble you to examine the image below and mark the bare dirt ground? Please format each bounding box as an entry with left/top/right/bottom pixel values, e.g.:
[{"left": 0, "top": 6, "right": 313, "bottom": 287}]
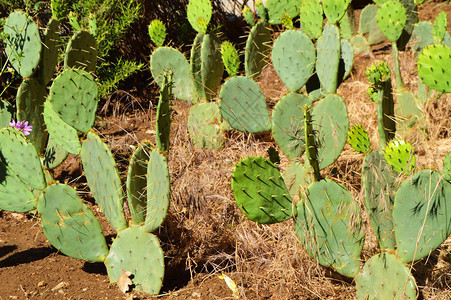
[{"left": 1, "top": 2, "right": 451, "bottom": 299}]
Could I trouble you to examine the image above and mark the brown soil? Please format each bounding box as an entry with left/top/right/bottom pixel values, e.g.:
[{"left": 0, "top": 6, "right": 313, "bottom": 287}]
[{"left": 1, "top": 2, "right": 451, "bottom": 300}]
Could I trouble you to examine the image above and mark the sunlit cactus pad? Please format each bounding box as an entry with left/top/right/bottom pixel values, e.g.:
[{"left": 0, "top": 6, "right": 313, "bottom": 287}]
[
  {"left": 232, "top": 157, "right": 293, "bottom": 224},
  {"left": 347, "top": 124, "right": 371, "bottom": 153},
  {"left": 384, "top": 139, "right": 415, "bottom": 175},
  {"left": 418, "top": 44, "right": 451, "bottom": 93}
]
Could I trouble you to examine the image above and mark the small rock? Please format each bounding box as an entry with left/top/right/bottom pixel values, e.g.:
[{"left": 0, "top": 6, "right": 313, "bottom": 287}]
[
  {"left": 37, "top": 281, "right": 46, "bottom": 287},
  {"left": 51, "top": 281, "right": 68, "bottom": 291},
  {"left": 10, "top": 213, "right": 24, "bottom": 220},
  {"left": 9, "top": 296, "right": 18, "bottom": 299}
]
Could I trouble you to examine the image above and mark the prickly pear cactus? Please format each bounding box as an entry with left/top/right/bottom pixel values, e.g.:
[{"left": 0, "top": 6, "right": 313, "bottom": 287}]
[
  {"left": 43, "top": 136, "right": 69, "bottom": 169},
  {"left": 38, "top": 183, "right": 109, "bottom": 262},
  {"left": 155, "top": 72, "right": 172, "bottom": 153},
  {"left": 384, "top": 139, "right": 415, "bottom": 175},
  {"left": 245, "top": 20, "right": 272, "bottom": 79},
  {"left": 271, "top": 30, "right": 316, "bottom": 92},
  {"left": 232, "top": 157, "right": 293, "bottom": 224},
  {"left": 219, "top": 76, "right": 271, "bottom": 133},
  {"left": 362, "top": 151, "right": 398, "bottom": 251},
  {"left": 256, "top": 0, "right": 268, "bottom": 20},
  {"left": 322, "top": 0, "right": 351, "bottom": 25},
  {"left": 393, "top": 170, "right": 451, "bottom": 263},
  {"left": 355, "top": 253, "right": 417, "bottom": 299},
  {"left": 188, "top": 102, "right": 225, "bottom": 149},
  {"left": 444, "top": 153, "right": 451, "bottom": 181},
  {"left": 281, "top": 13, "right": 294, "bottom": 30},
  {"left": 418, "top": 44, "right": 451, "bottom": 93},
  {"left": 221, "top": 41, "right": 240, "bottom": 77},
  {"left": 283, "top": 161, "right": 312, "bottom": 202},
  {"left": 266, "top": 0, "right": 300, "bottom": 25},
  {"left": 148, "top": 19, "right": 166, "bottom": 47},
  {"left": 271, "top": 92, "right": 310, "bottom": 159},
  {"left": 3, "top": 11, "right": 41, "bottom": 78},
  {"left": 0, "top": 127, "right": 46, "bottom": 190},
  {"left": 359, "top": 4, "right": 386, "bottom": 45},
  {"left": 316, "top": 24, "right": 341, "bottom": 93},
  {"left": 150, "top": 47, "right": 196, "bottom": 103},
  {"left": 105, "top": 225, "right": 164, "bottom": 294},
  {"left": 187, "top": 0, "right": 212, "bottom": 33},
  {"left": 299, "top": 0, "right": 323, "bottom": 40},
  {"left": 48, "top": 68, "right": 98, "bottom": 133},
  {"left": 0, "top": 100, "right": 14, "bottom": 128},
  {"left": 347, "top": 124, "right": 371, "bottom": 153},
  {"left": 432, "top": 10, "right": 447, "bottom": 44},
  {"left": 64, "top": 30, "right": 97, "bottom": 72},
  {"left": 294, "top": 179, "right": 364, "bottom": 278},
  {"left": 81, "top": 131, "right": 128, "bottom": 232},
  {"left": 242, "top": 6, "right": 255, "bottom": 26},
  {"left": 376, "top": 0, "right": 407, "bottom": 42},
  {"left": 38, "top": 18, "right": 60, "bottom": 85},
  {"left": 410, "top": 21, "right": 434, "bottom": 52}
]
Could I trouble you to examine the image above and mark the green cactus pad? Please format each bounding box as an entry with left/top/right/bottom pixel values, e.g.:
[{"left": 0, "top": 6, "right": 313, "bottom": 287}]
[
  {"left": 410, "top": 21, "right": 433, "bottom": 52},
  {"left": 64, "top": 30, "right": 97, "bottom": 72},
  {"left": 256, "top": 1, "right": 268, "bottom": 20},
  {"left": 150, "top": 46, "right": 196, "bottom": 103},
  {"left": 221, "top": 41, "right": 240, "bottom": 77},
  {"left": 81, "top": 131, "right": 127, "bottom": 232},
  {"left": 384, "top": 139, "right": 415, "bottom": 175},
  {"left": 316, "top": 24, "right": 341, "bottom": 93},
  {"left": 245, "top": 21, "right": 272, "bottom": 79},
  {"left": 271, "top": 30, "right": 316, "bottom": 92},
  {"left": 187, "top": 0, "right": 212, "bottom": 33},
  {"left": 339, "top": 6, "right": 357, "bottom": 40},
  {"left": 283, "top": 161, "right": 312, "bottom": 202},
  {"left": 299, "top": 0, "right": 323, "bottom": 40},
  {"left": 126, "top": 141, "right": 153, "bottom": 225},
  {"left": 362, "top": 151, "right": 398, "bottom": 251},
  {"left": 232, "top": 156, "right": 293, "bottom": 224},
  {"left": 350, "top": 35, "right": 371, "bottom": 53},
  {"left": 43, "top": 136, "right": 69, "bottom": 169},
  {"left": 376, "top": 1, "right": 407, "bottom": 42},
  {"left": 0, "top": 100, "right": 15, "bottom": 128},
  {"left": 49, "top": 68, "right": 98, "bottom": 133},
  {"left": 341, "top": 39, "right": 354, "bottom": 80},
  {"left": 16, "top": 78, "right": 48, "bottom": 154},
  {"left": 188, "top": 102, "right": 225, "bottom": 149},
  {"left": 294, "top": 179, "right": 364, "bottom": 278},
  {"left": 443, "top": 153, "right": 451, "bottom": 181},
  {"left": 38, "top": 183, "right": 109, "bottom": 262},
  {"left": 148, "top": 19, "right": 166, "bottom": 47},
  {"left": 394, "top": 170, "right": 451, "bottom": 263},
  {"left": 271, "top": 92, "right": 310, "bottom": 159},
  {"left": 418, "top": 44, "right": 451, "bottom": 93},
  {"left": 105, "top": 225, "right": 164, "bottom": 294},
  {"left": 347, "top": 124, "right": 371, "bottom": 153},
  {"left": 219, "top": 76, "right": 271, "bottom": 133},
  {"left": 4, "top": 11, "right": 41, "bottom": 78},
  {"left": 0, "top": 127, "right": 45, "bottom": 190},
  {"left": 355, "top": 253, "right": 417, "bottom": 300},
  {"left": 266, "top": 0, "right": 300, "bottom": 25},
  {"left": 144, "top": 149, "right": 170, "bottom": 233},
  {"left": 395, "top": 90, "right": 422, "bottom": 128},
  {"left": 43, "top": 101, "right": 81, "bottom": 155},
  {"left": 242, "top": 6, "right": 255, "bottom": 26},
  {"left": 38, "top": 18, "right": 60, "bottom": 85},
  {"left": 359, "top": 4, "right": 386, "bottom": 45},
  {"left": 313, "top": 94, "right": 349, "bottom": 170},
  {"left": 156, "top": 72, "right": 172, "bottom": 152},
  {"left": 322, "top": 0, "right": 351, "bottom": 25},
  {"left": 0, "top": 162, "right": 37, "bottom": 212}
]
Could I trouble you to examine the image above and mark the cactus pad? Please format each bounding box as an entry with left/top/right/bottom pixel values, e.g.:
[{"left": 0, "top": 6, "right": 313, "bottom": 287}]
[
  {"left": 432, "top": 11, "right": 447, "bottom": 44},
  {"left": 156, "top": 72, "right": 172, "bottom": 152},
  {"left": 283, "top": 161, "right": 312, "bottom": 202},
  {"left": 105, "top": 225, "right": 164, "bottom": 294},
  {"left": 443, "top": 153, "right": 451, "bottom": 181},
  {"left": 271, "top": 92, "right": 310, "bottom": 159},
  {"left": 376, "top": 1, "right": 407, "bottom": 42},
  {"left": 81, "top": 131, "right": 127, "bottom": 232},
  {"left": 3, "top": 11, "right": 41, "bottom": 78},
  {"left": 271, "top": 30, "right": 316, "bottom": 92},
  {"left": 232, "top": 157, "right": 293, "bottom": 224},
  {"left": 188, "top": 102, "right": 225, "bottom": 149},
  {"left": 355, "top": 253, "right": 417, "bottom": 299},
  {"left": 266, "top": 0, "right": 300, "bottom": 25},
  {"left": 49, "top": 68, "right": 98, "bottom": 133},
  {"left": 150, "top": 46, "right": 196, "bottom": 103},
  {"left": 242, "top": 6, "right": 255, "bottom": 26},
  {"left": 394, "top": 170, "right": 451, "bottom": 263},
  {"left": 256, "top": 1, "right": 268, "bottom": 20},
  {"left": 38, "top": 18, "right": 60, "bottom": 85},
  {"left": 347, "top": 124, "right": 371, "bottom": 153},
  {"left": 299, "top": 0, "right": 323, "bottom": 39},
  {"left": 0, "top": 162, "right": 37, "bottom": 212},
  {"left": 38, "top": 183, "right": 109, "bottom": 262},
  {"left": 418, "top": 44, "right": 451, "bottom": 93},
  {"left": 187, "top": 0, "right": 212, "bottom": 33},
  {"left": 359, "top": 4, "right": 386, "bottom": 45},
  {"left": 294, "top": 179, "right": 364, "bottom": 278},
  {"left": 0, "top": 100, "right": 15, "bottom": 128},
  {"left": 64, "top": 30, "right": 97, "bottom": 72},
  {"left": 245, "top": 21, "right": 272, "bottom": 79},
  {"left": 221, "top": 41, "right": 240, "bottom": 77},
  {"left": 43, "top": 136, "right": 69, "bottom": 169},
  {"left": 322, "top": 0, "right": 351, "bottom": 25},
  {"left": 148, "top": 20, "right": 166, "bottom": 47},
  {"left": 219, "top": 76, "right": 271, "bottom": 133},
  {"left": 316, "top": 24, "right": 341, "bottom": 93},
  {"left": 0, "top": 127, "right": 45, "bottom": 190},
  {"left": 144, "top": 149, "right": 170, "bottom": 232},
  {"left": 384, "top": 139, "right": 415, "bottom": 175}
]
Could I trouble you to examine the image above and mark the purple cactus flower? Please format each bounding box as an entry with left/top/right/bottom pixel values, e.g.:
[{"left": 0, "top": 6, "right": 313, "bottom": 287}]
[{"left": 9, "top": 119, "right": 32, "bottom": 136}]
